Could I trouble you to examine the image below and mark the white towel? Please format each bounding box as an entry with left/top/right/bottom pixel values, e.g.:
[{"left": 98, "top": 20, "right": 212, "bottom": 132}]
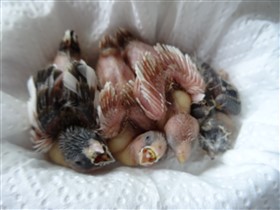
[{"left": 1, "top": 1, "right": 279, "bottom": 209}]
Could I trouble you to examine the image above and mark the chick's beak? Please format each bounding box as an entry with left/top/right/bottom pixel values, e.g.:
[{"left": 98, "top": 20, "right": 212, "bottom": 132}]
[
  {"left": 139, "top": 146, "right": 158, "bottom": 166},
  {"left": 83, "top": 139, "right": 115, "bottom": 166},
  {"left": 138, "top": 132, "right": 167, "bottom": 166},
  {"left": 175, "top": 142, "right": 192, "bottom": 164}
]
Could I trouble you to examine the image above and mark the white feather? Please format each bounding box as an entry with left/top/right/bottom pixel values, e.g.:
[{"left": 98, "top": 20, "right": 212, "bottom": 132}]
[
  {"left": 86, "top": 65, "right": 98, "bottom": 90},
  {"left": 78, "top": 60, "right": 98, "bottom": 90},
  {"left": 94, "top": 90, "right": 100, "bottom": 108},
  {"left": 27, "top": 77, "right": 38, "bottom": 127},
  {"left": 63, "top": 71, "right": 78, "bottom": 94},
  {"left": 79, "top": 59, "right": 98, "bottom": 90}
]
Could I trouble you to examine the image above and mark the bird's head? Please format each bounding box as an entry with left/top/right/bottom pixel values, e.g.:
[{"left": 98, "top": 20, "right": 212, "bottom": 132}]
[
  {"left": 59, "top": 30, "right": 81, "bottom": 58},
  {"left": 199, "top": 121, "right": 232, "bottom": 159},
  {"left": 136, "top": 131, "right": 167, "bottom": 166},
  {"left": 57, "top": 127, "right": 115, "bottom": 172}
]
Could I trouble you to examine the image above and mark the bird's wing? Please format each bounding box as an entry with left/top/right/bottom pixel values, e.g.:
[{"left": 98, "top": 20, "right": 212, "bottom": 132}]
[
  {"left": 28, "top": 61, "right": 99, "bottom": 152},
  {"left": 28, "top": 66, "right": 64, "bottom": 152},
  {"left": 134, "top": 53, "right": 167, "bottom": 121},
  {"left": 154, "top": 44, "right": 206, "bottom": 102},
  {"left": 63, "top": 61, "right": 99, "bottom": 128}
]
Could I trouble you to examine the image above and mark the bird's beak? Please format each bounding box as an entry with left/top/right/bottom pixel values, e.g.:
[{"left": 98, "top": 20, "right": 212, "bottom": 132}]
[
  {"left": 138, "top": 132, "right": 167, "bottom": 166},
  {"left": 84, "top": 139, "right": 115, "bottom": 166},
  {"left": 139, "top": 146, "right": 159, "bottom": 166},
  {"left": 175, "top": 142, "right": 192, "bottom": 164}
]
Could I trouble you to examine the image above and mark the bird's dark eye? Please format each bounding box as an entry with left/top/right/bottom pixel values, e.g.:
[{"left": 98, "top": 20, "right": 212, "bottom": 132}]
[
  {"left": 75, "top": 160, "right": 82, "bottom": 166},
  {"left": 145, "top": 135, "right": 152, "bottom": 145}
]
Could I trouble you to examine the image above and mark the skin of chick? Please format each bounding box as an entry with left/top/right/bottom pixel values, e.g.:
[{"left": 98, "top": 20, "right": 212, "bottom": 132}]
[
  {"left": 114, "top": 28, "right": 158, "bottom": 71},
  {"left": 107, "top": 124, "right": 139, "bottom": 154},
  {"left": 97, "top": 35, "right": 139, "bottom": 138},
  {"left": 124, "top": 41, "right": 158, "bottom": 71},
  {"left": 96, "top": 36, "right": 135, "bottom": 88},
  {"left": 127, "top": 105, "right": 156, "bottom": 131},
  {"left": 171, "top": 90, "right": 192, "bottom": 114},
  {"left": 114, "top": 131, "right": 167, "bottom": 166}
]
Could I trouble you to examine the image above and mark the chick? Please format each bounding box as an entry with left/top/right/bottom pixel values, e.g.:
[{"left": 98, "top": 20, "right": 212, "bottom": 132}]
[
  {"left": 27, "top": 31, "right": 114, "bottom": 172},
  {"left": 164, "top": 90, "right": 199, "bottom": 163},
  {"left": 96, "top": 34, "right": 155, "bottom": 138},
  {"left": 114, "top": 129, "right": 167, "bottom": 166},
  {"left": 133, "top": 54, "right": 167, "bottom": 121},
  {"left": 96, "top": 35, "right": 135, "bottom": 88},
  {"left": 98, "top": 29, "right": 205, "bottom": 165},
  {"left": 132, "top": 45, "right": 206, "bottom": 121},
  {"left": 114, "top": 29, "right": 205, "bottom": 119},
  {"left": 190, "top": 62, "right": 241, "bottom": 159},
  {"left": 114, "top": 28, "right": 158, "bottom": 71},
  {"left": 194, "top": 62, "right": 241, "bottom": 115},
  {"left": 198, "top": 112, "right": 236, "bottom": 159}
]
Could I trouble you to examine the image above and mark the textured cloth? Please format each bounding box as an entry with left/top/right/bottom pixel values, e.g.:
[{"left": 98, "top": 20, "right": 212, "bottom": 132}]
[{"left": 1, "top": 1, "right": 279, "bottom": 209}]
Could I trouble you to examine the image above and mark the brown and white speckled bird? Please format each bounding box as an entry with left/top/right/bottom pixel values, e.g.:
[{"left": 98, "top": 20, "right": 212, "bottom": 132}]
[
  {"left": 27, "top": 30, "right": 114, "bottom": 172},
  {"left": 53, "top": 30, "right": 81, "bottom": 71}
]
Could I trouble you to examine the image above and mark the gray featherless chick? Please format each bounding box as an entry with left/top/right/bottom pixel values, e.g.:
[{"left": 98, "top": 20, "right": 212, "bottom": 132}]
[
  {"left": 191, "top": 62, "right": 241, "bottom": 159},
  {"left": 27, "top": 30, "right": 114, "bottom": 172},
  {"left": 191, "top": 62, "right": 241, "bottom": 119}
]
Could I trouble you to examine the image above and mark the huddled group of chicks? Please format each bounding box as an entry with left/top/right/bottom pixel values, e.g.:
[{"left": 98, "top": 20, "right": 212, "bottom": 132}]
[{"left": 27, "top": 29, "right": 241, "bottom": 173}]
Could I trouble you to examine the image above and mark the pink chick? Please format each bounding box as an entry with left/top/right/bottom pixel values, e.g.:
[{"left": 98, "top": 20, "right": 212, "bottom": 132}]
[
  {"left": 115, "top": 130, "right": 167, "bottom": 166},
  {"left": 96, "top": 34, "right": 155, "bottom": 138},
  {"left": 154, "top": 44, "right": 206, "bottom": 103},
  {"left": 114, "top": 28, "right": 158, "bottom": 71},
  {"left": 164, "top": 112, "right": 199, "bottom": 163}
]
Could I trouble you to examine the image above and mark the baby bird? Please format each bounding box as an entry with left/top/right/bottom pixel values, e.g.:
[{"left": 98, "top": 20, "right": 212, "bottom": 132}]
[
  {"left": 192, "top": 62, "right": 241, "bottom": 117},
  {"left": 96, "top": 34, "right": 155, "bottom": 138},
  {"left": 134, "top": 44, "right": 206, "bottom": 121},
  {"left": 199, "top": 112, "right": 236, "bottom": 159},
  {"left": 190, "top": 62, "right": 241, "bottom": 158},
  {"left": 114, "top": 28, "right": 158, "bottom": 71},
  {"left": 27, "top": 30, "right": 114, "bottom": 172},
  {"left": 109, "top": 127, "right": 167, "bottom": 166},
  {"left": 98, "top": 29, "right": 205, "bottom": 165},
  {"left": 164, "top": 90, "right": 199, "bottom": 163},
  {"left": 114, "top": 28, "right": 205, "bottom": 121},
  {"left": 96, "top": 33, "right": 166, "bottom": 167}
]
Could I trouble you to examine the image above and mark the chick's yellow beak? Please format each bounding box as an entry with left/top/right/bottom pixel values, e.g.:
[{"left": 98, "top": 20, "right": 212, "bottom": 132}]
[{"left": 139, "top": 146, "right": 158, "bottom": 166}]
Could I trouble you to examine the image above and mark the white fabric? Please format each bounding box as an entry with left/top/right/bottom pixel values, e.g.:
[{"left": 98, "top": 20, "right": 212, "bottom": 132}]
[{"left": 1, "top": 1, "right": 279, "bottom": 209}]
